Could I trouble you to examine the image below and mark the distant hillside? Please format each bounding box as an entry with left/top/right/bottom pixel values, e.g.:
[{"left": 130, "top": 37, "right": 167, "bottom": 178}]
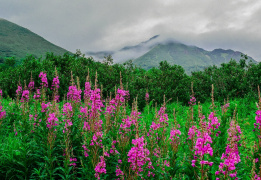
[
  {"left": 133, "top": 41, "right": 256, "bottom": 73},
  {"left": 0, "top": 18, "right": 70, "bottom": 61}
]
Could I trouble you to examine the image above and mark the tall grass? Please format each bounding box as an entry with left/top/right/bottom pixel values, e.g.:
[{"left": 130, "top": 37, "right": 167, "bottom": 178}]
[{"left": 0, "top": 71, "right": 260, "bottom": 179}]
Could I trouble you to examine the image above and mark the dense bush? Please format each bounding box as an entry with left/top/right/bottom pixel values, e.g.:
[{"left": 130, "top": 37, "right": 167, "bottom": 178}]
[{"left": 0, "top": 52, "right": 260, "bottom": 110}]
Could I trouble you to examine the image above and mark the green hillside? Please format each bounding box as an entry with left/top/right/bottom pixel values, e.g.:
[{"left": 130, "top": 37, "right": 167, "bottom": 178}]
[
  {"left": 0, "top": 18, "right": 70, "bottom": 61},
  {"left": 133, "top": 42, "right": 256, "bottom": 73}
]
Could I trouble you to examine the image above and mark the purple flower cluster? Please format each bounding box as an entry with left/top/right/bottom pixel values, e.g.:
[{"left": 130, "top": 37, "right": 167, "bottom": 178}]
[
  {"left": 192, "top": 130, "right": 213, "bottom": 167},
  {"left": 188, "top": 126, "right": 197, "bottom": 140},
  {"left": 47, "top": 113, "right": 59, "bottom": 130},
  {"left": 254, "top": 110, "right": 261, "bottom": 129},
  {"left": 207, "top": 112, "right": 220, "bottom": 133},
  {"left": 67, "top": 85, "right": 82, "bottom": 102},
  {"left": 39, "top": 72, "right": 48, "bottom": 88},
  {"left": 41, "top": 102, "right": 51, "bottom": 113},
  {"left": 16, "top": 85, "right": 22, "bottom": 96},
  {"left": 119, "top": 110, "right": 141, "bottom": 135},
  {"left": 145, "top": 92, "right": 149, "bottom": 102},
  {"left": 28, "top": 81, "right": 34, "bottom": 90},
  {"left": 69, "top": 157, "right": 77, "bottom": 167},
  {"left": 82, "top": 144, "right": 90, "bottom": 157},
  {"left": 94, "top": 156, "right": 106, "bottom": 180},
  {"left": 0, "top": 105, "right": 6, "bottom": 119},
  {"left": 115, "top": 89, "right": 129, "bottom": 104},
  {"left": 169, "top": 128, "right": 181, "bottom": 142},
  {"left": 33, "top": 89, "right": 41, "bottom": 100},
  {"left": 216, "top": 120, "right": 242, "bottom": 179},
  {"left": 221, "top": 103, "right": 230, "bottom": 114},
  {"left": 158, "top": 106, "right": 169, "bottom": 125},
  {"left": 127, "top": 136, "right": 152, "bottom": 175},
  {"left": 188, "top": 96, "right": 196, "bottom": 105},
  {"left": 51, "top": 76, "right": 60, "bottom": 89},
  {"left": 105, "top": 88, "right": 128, "bottom": 115},
  {"left": 21, "top": 90, "right": 29, "bottom": 102},
  {"left": 84, "top": 81, "right": 91, "bottom": 101}
]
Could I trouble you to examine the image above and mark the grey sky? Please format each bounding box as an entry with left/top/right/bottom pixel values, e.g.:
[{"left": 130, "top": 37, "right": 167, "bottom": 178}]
[{"left": 1, "top": 0, "right": 261, "bottom": 61}]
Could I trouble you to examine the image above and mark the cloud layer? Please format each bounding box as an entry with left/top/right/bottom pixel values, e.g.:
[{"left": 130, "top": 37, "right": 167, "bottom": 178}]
[{"left": 1, "top": 0, "right": 261, "bottom": 61}]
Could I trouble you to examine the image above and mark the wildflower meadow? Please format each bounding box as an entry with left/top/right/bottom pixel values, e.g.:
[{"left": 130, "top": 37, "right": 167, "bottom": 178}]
[{"left": 0, "top": 68, "right": 261, "bottom": 180}]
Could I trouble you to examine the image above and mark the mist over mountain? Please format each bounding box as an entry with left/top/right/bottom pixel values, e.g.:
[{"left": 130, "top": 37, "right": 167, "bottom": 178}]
[
  {"left": 86, "top": 35, "right": 256, "bottom": 73},
  {"left": 0, "top": 18, "right": 70, "bottom": 60}
]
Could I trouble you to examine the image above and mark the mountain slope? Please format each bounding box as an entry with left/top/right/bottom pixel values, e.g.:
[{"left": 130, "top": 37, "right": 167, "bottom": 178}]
[
  {"left": 133, "top": 41, "right": 256, "bottom": 73},
  {"left": 0, "top": 18, "right": 70, "bottom": 60}
]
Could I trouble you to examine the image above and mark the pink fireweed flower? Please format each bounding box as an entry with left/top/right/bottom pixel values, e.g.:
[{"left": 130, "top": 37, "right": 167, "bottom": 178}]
[
  {"left": 222, "top": 103, "right": 230, "bottom": 113},
  {"left": 16, "top": 85, "right": 22, "bottom": 96},
  {"left": 33, "top": 89, "right": 41, "bottom": 100},
  {"left": 255, "top": 110, "right": 261, "bottom": 129},
  {"left": 63, "top": 102, "right": 73, "bottom": 116},
  {"left": 164, "top": 160, "right": 170, "bottom": 167},
  {"left": 194, "top": 131, "right": 213, "bottom": 157},
  {"left": 21, "top": 90, "right": 29, "bottom": 102},
  {"left": 90, "top": 88, "right": 104, "bottom": 113},
  {"left": 169, "top": 128, "right": 181, "bottom": 150},
  {"left": 95, "top": 156, "right": 106, "bottom": 180},
  {"left": 90, "top": 131, "right": 103, "bottom": 147},
  {"left": 216, "top": 120, "right": 241, "bottom": 179},
  {"left": 119, "top": 110, "right": 141, "bottom": 135},
  {"left": 105, "top": 99, "right": 117, "bottom": 115},
  {"left": 158, "top": 106, "right": 169, "bottom": 125},
  {"left": 0, "top": 106, "right": 6, "bottom": 119},
  {"left": 28, "top": 81, "right": 34, "bottom": 90},
  {"left": 127, "top": 136, "right": 151, "bottom": 175},
  {"left": 82, "top": 144, "right": 90, "bottom": 157},
  {"left": 69, "top": 157, "right": 77, "bottom": 167},
  {"left": 67, "top": 85, "right": 82, "bottom": 102},
  {"left": 83, "top": 121, "right": 90, "bottom": 131},
  {"left": 145, "top": 92, "right": 149, "bottom": 102},
  {"left": 188, "top": 126, "right": 197, "bottom": 140},
  {"left": 51, "top": 76, "right": 60, "bottom": 89},
  {"left": 39, "top": 72, "right": 48, "bottom": 88},
  {"left": 191, "top": 123, "right": 213, "bottom": 169},
  {"left": 84, "top": 81, "right": 91, "bottom": 101},
  {"left": 0, "top": 89, "right": 2, "bottom": 97},
  {"left": 150, "top": 121, "right": 161, "bottom": 131},
  {"left": 116, "top": 166, "right": 124, "bottom": 176},
  {"left": 46, "top": 113, "right": 59, "bottom": 129},
  {"left": 254, "top": 174, "right": 261, "bottom": 180},
  {"left": 207, "top": 112, "right": 220, "bottom": 133},
  {"left": 189, "top": 96, "right": 196, "bottom": 105},
  {"left": 115, "top": 88, "right": 129, "bottom": 104},
  {"left": 41, "top": 102, "right": 51, "bottom": 113}
]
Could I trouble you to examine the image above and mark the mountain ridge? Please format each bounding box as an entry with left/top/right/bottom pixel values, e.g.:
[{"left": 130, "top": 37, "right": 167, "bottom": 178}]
[
  {"left": 133, "top": 40, "right": 256, "bottom": 73},
  {"left": 0, "top": 18, "right": 71, "bottom": 61}
]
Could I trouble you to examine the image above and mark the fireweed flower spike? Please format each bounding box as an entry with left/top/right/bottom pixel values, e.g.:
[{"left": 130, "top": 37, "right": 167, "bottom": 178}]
[
  {"left": 216, "top": 119, "right": 242, "bottom": 179},
  {"left": 28, "top": 81, "right": 34, "bottom": 91},
  {"left": 127, "top": 136, "right": 152, "bottom": 177},
  {"left": 16, "top": 85, "right": 22, "bottom": 97},
  {"left": 21, "top": 90, "right": 29, "bottom": 103},
  {"left": 39, "top": 72, "right": 48, "bottom": 88},
  {"left": 67, "top": 85, "right": 82, "bottom": 102},
  {"left": 95, "top": 156, "right": 106, "bottom": 180}
]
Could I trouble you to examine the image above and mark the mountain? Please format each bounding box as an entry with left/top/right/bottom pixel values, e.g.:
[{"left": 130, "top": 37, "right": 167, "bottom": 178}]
[
  {"left": 133, "top": 41, "right": 256, "bottom": 73},
  {"left": 86, "top": 35, "right": 160, "bottom": 60},
  {"left": 0, "top": 18, "right": 70, "bottom": 61}
]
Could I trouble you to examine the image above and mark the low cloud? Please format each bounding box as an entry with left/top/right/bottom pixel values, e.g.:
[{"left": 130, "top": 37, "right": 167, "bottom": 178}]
[{"left": 1, "top": 0, "right": 261, "bottom": 61}]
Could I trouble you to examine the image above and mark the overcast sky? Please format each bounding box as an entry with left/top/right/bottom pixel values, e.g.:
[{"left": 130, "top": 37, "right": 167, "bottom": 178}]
[{"left": 1, "top": 0, "right": 261, "bottom": 61}]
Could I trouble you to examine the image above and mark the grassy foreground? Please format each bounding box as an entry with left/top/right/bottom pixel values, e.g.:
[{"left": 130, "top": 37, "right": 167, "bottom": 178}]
[{"left": 0, "top": 72, "right": 260, "bottom": 180}]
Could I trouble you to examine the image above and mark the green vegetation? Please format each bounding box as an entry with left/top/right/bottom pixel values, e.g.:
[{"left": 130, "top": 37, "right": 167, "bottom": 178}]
[
  {"left": 0, "top": 78, "right": 260, "bottom": 179},
  {"left": 0, "top": 52, "right": 260, "bottom": 111}
]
